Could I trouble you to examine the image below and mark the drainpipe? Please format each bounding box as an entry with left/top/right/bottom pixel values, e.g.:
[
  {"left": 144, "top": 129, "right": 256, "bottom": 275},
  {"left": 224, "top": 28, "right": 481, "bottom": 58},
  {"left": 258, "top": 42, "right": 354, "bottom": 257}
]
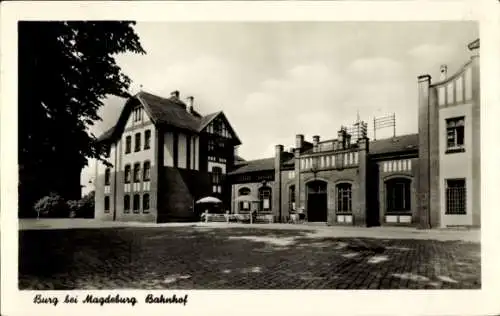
[{"left": 113, "top": 142, "right": 118, "bottom": 221}]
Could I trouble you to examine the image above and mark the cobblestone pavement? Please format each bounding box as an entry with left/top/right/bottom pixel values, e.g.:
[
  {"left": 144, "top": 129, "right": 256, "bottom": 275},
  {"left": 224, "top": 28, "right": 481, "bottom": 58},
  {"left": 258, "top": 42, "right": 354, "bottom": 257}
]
[{"left": 19, "top": 226, "right": 481, "bottom": 290}]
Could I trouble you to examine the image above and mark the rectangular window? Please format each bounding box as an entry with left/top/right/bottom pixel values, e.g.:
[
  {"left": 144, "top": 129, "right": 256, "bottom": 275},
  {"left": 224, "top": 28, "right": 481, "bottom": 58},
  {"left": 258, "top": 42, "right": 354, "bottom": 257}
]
[
  {"left": 214, "top": 120, "right": 222, "bottom": 135},
  {"left": 134, "top": 108, "right": 142, "bottom": 122},
  {"left": 259, "top": 188, "right": 272, "bottom": 212},
  {"left": 143, "top": 161, "right": 150, "bottom": 181},
  {"left": 446, "top": 117, "right": 465, "bottom": 153},
  {"left": 208, "top": 139, "right": 215, "bottom": 151},
  {"left": 336, "top": 184, "right": 352, "bottom": 213},
  {"left": 133, "top": 194, "right": 140, "bottom": 213},
  {"left": 144, "top": 130, "right": 151, "bottom": 150},
  {"left": 104, "top": 196, "right": 110, "bottom": 212},
  {"left": 446, "top": 179, "right": 466, "bottom": 215},
  {"left": 135, "top": 133, "right": 141, "bottom": 152},
  {"left": 104, "top": 168, "right": 111, "bottom": 186},
  {"left": 125, "top": 136, "right": 131, "bottom": 154},
  {"left": 143, "top": 194, "right": 150, "bottom": 213},
  {"left": 124, "top": 195, "right": 130, "bottom": 213},
  {"left": 386, "top": 179, "right": 411, "bottom": 212},
  {"left": 124, "top": 165, "right": 131, "bottom": 184},
  {"left": 133, "top": 163, "right": 141, "bottom": 183}
]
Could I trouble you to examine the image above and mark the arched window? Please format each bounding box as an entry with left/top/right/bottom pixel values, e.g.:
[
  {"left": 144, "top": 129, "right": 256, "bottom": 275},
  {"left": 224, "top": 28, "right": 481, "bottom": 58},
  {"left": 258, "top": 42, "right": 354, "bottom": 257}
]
[
  {"left": 124, "top": 164, "right": 131, "bottom": 184},
  {"left": 238, "top": 187, "right": 251, "bottom": 211},
  {"left": 336, "top": 183, "right": 352, "bottom": 213},
  {"left": 124, "top": 195, "right": 130, "bottom": 213},
  {"left": 143, "top": 161, "right": 151, "bottom": 181},
  {"left": 104, "top": 168, "right": 111, "bottom": 185},
  {"left": 133, "top": 194, "right": 140, "bottom": 213},
  {"left": 133, "top": 163, "right": 141, "bottom": 183},
  {"left": 143, "top": 193, "right": 150, "bottom": 213},
  {"left": 289, "top": 185, "right": 296, "bottom": 211},
  {"left": 386, "top": 178, "right": 411, "bottom": 212},
  {"left": 259, "top": 186, "right": 272, "bottom": 212}
]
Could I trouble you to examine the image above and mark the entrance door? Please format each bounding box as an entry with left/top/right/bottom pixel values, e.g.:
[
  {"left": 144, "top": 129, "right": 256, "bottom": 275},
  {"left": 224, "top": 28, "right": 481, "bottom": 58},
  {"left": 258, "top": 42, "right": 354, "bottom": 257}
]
[{"left": 307, "top": 181, "right": 328, "bottom": 222}]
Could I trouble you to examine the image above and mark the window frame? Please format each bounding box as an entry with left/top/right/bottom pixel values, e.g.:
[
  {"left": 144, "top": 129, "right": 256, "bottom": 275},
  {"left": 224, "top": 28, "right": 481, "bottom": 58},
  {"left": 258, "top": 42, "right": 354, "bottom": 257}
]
[
  {"left": 445, "top": 117, "right": 465, "bottom": 154},
  {"left": 133, "top": 194, "right": 140, "bottom": 213},
  {"left": 104, "top": 196, "right": 110, "bottom": 212},
  {"left": 238, "top": 187, "right": 251, "bottom": 211},
  {"left": 144, "top": 130, "right": 151, "bottom": 150},
  {"left": 124, "top": 164, "right": 131, "bottom": 184},
  {"left": 258, "top": 186, "right": 272, "bottom": 212},
  {"left": 104, "top": 168, "right": 111, "bottom": 186},
  {"left": 133, "top": 162, "right": 141, "bottom": 183},
  {"left": 385, "top": 178, "right": 412, "bottom": 213},
  {"left": 125, "top": 136, "right": 132, "bottom": 154},
  {"left": 134, "top": 133, "right": 141, "bottom": 152},
  {"left": 143, "top": 193, "right": 150, "bottom": 213},
  {"left": 336, "top": 183, "right": 352, "bottom": 214},
  {"left": 143, "top": 161, "right": 151, "bottom": 182},
  {"left": 289, "top": 185, "right": 296, "bottom": 211},
  {"left": 445, "top": 178, "right": 466, "bottom": 215},
  {"left": 124, "top": 195, "right": 130, "bottom": 213}
]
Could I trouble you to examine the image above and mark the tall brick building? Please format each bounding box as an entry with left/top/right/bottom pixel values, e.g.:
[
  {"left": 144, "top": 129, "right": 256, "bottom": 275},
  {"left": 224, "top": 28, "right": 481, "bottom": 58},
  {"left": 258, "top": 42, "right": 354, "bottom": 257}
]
[
  {"left": 94, "top": 91, "right": 241, "bottom": 222},
  {"left": 95, "top": 39, "right": 480, "bottom": 228}
]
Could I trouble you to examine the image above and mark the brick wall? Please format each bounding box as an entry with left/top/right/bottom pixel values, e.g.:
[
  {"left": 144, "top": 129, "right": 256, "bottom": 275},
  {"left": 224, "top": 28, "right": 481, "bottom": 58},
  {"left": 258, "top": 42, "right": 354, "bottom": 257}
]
[
  {"left": 376, "top": 157, "right": 419, "bottom": 226},
  {"left": 417, "top": 75, "right": 433, "bottom": 229},
  {"left": 231, "top": 181, "right": 276, "bottom": 215},
  {"left": 158, "top": 167, "right": 211, "bottom": 222},
  {"left": 300, "top": 167, "right": 360, "bottom": 225}
]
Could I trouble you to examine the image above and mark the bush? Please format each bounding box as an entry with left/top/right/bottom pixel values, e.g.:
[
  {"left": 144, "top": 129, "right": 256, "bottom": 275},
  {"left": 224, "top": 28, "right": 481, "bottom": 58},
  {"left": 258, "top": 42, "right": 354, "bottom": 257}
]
[
  {"left": 77, "top": 191, "right": 95, "bottom": 218},
  {"left": 33, "top": 193, "right": 67, "bottom": 218},
  {"left": 67, "top": 200, "right": 83, "bottom": 218}
]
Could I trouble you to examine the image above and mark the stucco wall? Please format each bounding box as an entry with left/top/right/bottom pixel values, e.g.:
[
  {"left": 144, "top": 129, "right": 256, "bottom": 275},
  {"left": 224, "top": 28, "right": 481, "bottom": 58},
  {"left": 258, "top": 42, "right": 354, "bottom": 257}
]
[{"left": 438, "top": 103, "right": 473, "bottom": 227}]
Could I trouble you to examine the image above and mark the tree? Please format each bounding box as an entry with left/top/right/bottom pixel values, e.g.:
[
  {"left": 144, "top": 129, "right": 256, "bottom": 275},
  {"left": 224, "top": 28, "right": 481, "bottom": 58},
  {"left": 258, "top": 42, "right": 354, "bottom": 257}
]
[{"left": 18, "top": 21, "right": 145, "bottom": 216}]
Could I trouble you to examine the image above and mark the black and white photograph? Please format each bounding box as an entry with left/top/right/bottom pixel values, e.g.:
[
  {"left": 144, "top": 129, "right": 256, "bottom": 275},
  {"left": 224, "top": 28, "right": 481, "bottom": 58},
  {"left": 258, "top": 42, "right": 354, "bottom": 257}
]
[{"left": 2, "top": 1, "right": 500, "bottom": 316}]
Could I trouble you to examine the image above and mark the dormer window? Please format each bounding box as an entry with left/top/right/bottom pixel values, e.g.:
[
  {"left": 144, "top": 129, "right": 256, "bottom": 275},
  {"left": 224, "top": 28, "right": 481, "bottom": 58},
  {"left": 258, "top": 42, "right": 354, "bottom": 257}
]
[{"left": 446, "top": 117, "right": 465, "bottom": 153}]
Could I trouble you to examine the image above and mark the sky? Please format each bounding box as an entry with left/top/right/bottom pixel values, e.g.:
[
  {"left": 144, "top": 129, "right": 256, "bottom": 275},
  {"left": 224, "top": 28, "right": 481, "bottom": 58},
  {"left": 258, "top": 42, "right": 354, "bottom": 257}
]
[{"left": 81, "top": 21, "right": 478, "bottom": 193}]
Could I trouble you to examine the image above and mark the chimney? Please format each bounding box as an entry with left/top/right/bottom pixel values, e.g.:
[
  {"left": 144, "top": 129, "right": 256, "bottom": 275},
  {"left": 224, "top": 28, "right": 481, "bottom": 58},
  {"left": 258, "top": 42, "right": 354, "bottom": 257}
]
[
  {"left": 186, "top": 96, "right": 194, "bottom": 113},
  {"left": 170, "top": 90, "right": 180, "bottom": 100},
  {"left": 337, "top": 128, "right": 345, "bottom": 149},
  {"left": 440, "top": 65, "right": 448, "bottom": 81},
  {"left": 312, "top": 135, "right": 320, "bottom": 152},
  {"left": 295, "top": 134, "right": 304, "bottom": 150},
  {"left": 345, "top": 133, "right": 351, "bottom": 148}
]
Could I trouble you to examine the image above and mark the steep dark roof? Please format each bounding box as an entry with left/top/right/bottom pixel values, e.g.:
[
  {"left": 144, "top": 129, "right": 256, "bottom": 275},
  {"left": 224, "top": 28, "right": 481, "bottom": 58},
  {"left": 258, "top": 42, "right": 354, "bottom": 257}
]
[
  {"left": 283, "top": 157, "right": 295, "bottom": 167},
  {"left": 369, "top": 134, "right": 418, "bottom": 155},
  {"left": 97, "top": 91, "right": 241, "bottom": 144},
  {"left": 198, "top": 111, "right": 222, "bottom": 131},
  {"left": 137, "top": 91, "right": 201, "bottom": 132},
  {"left": 229, "top": 158, "right": 275, "bottom": 175},
  {"left": 235, "top": 155, "right": 246, "bottom": 162},
  {"left": 96, "top": 126, "right": 116, "bottom": 142}
]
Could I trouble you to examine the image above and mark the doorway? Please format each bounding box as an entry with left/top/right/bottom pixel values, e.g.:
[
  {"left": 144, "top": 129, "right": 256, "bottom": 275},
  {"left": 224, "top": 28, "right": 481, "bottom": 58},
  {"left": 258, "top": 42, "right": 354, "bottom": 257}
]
[{"left": 307, "top": 180, "right": 328, "bottom": 222}]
